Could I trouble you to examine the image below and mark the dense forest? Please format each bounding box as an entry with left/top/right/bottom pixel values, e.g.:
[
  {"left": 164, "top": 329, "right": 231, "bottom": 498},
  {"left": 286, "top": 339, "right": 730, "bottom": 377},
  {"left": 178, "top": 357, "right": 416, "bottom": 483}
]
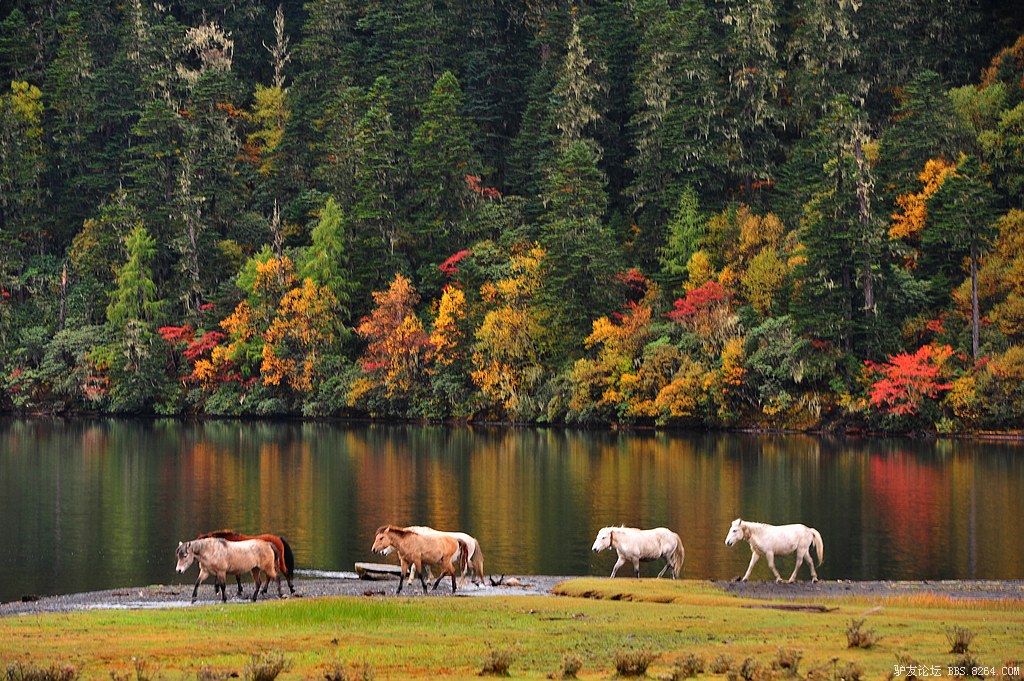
[{"left": 2, "top": 0, "right": 1024, "bottom": 431}]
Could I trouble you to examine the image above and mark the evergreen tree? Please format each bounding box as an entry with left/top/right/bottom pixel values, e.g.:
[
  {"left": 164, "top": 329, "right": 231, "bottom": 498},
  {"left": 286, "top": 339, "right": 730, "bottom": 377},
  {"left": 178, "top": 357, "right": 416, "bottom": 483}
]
[
  {"left": 299, "top": 196, "right": 353, "bottom": 319},
  {"left": 409, "top": 71, "right": 481, "bottom": 269}
]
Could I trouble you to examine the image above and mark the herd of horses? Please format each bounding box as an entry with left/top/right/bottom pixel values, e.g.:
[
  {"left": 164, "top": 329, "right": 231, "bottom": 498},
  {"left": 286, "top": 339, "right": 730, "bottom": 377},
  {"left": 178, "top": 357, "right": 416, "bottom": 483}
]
[{"left": 174, "top": 518, "right": 825, "bottom": 603}]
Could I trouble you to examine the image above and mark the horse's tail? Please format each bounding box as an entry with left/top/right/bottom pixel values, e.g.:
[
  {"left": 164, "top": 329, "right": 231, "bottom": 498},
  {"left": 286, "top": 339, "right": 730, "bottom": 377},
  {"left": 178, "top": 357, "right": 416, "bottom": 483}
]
[
  {"left": 471, "top": 541, "right": 485, "bottom": 583},
  {"left": 672, "top": 537, "right": 685, "bottom": 579},
  {"left": 812, "top": 528, "right": 824, "bottom": 566},
  {"left": 456, "top": 539, "right": 470, "bottom": 577},
  {"left": 281, "top": 537, "right": 295, "bottom": 577}
]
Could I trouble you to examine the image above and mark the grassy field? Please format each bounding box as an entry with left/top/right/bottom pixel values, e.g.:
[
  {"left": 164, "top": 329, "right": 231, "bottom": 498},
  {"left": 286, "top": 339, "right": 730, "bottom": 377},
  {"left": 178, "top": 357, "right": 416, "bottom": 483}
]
[{"left": 2, "top": 579, "right": 1021, "bottom": 680}]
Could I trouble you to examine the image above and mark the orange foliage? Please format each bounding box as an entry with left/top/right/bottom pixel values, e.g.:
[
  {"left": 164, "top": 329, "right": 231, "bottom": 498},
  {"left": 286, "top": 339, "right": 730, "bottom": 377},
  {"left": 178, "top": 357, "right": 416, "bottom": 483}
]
[
  {"left": 864, "top": 344, "right": 955, "bottom": 416},
  {"left": 354, "top": 274, "right": 432, "bottom": 399},
  {"left": 889, "top": 158, "right": 957, "bottom": 242},
  {"left": 262, "top": 278, "right": 338, "bottom": 393}
]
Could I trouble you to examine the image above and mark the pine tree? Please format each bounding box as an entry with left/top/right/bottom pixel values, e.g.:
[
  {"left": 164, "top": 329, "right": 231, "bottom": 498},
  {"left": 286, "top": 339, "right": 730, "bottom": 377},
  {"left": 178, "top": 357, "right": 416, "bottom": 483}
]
[
  {"left": 299, "top": 196, "right": 353, "bottom": 319},
  {"left": 409, "top": 71, "right": 481, "bottom": 269}
]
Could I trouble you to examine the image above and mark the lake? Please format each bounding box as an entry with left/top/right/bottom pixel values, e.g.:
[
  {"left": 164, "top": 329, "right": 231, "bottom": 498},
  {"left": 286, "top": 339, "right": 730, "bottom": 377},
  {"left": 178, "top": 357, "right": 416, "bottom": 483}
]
[{"left": 2, "top": 417, "right": 1022, "bottom": 604}]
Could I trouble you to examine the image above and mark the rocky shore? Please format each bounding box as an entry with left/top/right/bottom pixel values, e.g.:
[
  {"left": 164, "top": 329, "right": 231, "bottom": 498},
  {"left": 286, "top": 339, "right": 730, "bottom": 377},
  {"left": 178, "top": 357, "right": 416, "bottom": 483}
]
[{"left": 2, "top": 575, "right": 1022, "bottom": 618}]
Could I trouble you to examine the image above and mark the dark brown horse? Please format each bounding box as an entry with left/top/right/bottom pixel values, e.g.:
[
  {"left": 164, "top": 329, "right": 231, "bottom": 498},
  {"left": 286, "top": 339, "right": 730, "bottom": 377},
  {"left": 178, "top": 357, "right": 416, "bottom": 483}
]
[{"left": 197, "top": 530, "right": 295, "bottom": 595}]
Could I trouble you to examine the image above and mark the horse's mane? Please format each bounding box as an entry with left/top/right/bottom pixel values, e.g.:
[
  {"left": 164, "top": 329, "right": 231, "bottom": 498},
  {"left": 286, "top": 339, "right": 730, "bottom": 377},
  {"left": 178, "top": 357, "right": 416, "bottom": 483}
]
[{"left": 376, "top": 524, "right": 409, "bottom": 536}]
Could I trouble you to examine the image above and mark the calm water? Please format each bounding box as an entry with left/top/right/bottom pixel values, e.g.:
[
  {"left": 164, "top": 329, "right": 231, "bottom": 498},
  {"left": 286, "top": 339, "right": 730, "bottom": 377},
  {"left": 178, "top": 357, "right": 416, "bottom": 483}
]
[{"left": 2, "top": 417, "right": 1023, "bottom": 603}]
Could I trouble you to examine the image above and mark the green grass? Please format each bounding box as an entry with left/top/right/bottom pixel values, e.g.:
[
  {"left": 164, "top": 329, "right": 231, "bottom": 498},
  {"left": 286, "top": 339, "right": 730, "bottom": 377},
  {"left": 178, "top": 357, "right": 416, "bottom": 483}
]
[{"left": 2, "top": 580, "right": 1021, "bottom": 679}]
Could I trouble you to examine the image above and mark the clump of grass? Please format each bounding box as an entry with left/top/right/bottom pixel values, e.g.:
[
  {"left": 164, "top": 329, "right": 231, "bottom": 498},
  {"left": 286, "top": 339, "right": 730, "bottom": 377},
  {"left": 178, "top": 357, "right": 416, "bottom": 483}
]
[
  {"left": 322, "top": 660, "right": 375, "bottom": 681},
  {"left": 613, "top": 648, "right": 658, "bottom": 677},
  {"left": 194, "top": 666, "right": 231, "bottom": 681},
  {"left": 551, "top": 653, "right": 582, "bottom": 679},
  {"left": 5, "top": 663, "right": 80, "bottom": 681},
  {"left": 480, "top": 647, "right": 514, "bottom": 677},
  {"left": 710, "top": 655, "right": 735, "bottom": 675},
  {"left": 836, "top": 661, "right": 864, "bottom": 681},
  {"left": 946, "top": 626, "right": 976, "bottom": 654},
  {"left": 739, "top": 657, "right": 764, "bottom": 681},
  {"left": 773, "top": 648, "right": 802, "bottom": 675},
  {"left": 846, "top": 619, "right": 880, "bottom": 649},
  {"left": 243, "top": 652, "right": 290, "bottom": 681},
  {"left": 110, "top": 659, "right": 158, "bottom": 681},
  {"left": 668, "top": 654, "right": 706, "bottom": 680},
  {"left": 889, "top": 654, "right": 921, "bottom": 681}
]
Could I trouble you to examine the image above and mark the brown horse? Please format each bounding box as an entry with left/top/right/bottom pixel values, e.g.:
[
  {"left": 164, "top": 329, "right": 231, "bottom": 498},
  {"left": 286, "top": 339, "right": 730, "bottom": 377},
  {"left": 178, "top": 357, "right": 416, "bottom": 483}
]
[
  {"left": 175, "top": 537, "right": 281, "bottom": 603},
  {"left": 198, "top": 530, "right": 295, "bottom": 595},
  {"left": 371, "top": 525, "right": 468, "bottom": 594}
]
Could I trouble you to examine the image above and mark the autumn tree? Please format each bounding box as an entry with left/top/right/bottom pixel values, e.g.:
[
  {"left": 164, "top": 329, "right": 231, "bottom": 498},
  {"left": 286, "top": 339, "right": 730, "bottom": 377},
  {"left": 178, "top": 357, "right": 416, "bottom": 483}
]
[
  {"left": 349, "top": 274, "right": 432, "bottom": 413},
  {"left": 471, "top": 244, "right": 551, "bottom": 419}
]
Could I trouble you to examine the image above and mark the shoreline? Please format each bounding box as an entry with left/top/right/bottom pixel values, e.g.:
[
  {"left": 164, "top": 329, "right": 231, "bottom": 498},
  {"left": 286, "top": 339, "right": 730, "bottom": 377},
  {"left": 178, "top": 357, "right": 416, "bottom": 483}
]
[{"left": 3, "top": 574, "right": 1023, "bottom": 618}]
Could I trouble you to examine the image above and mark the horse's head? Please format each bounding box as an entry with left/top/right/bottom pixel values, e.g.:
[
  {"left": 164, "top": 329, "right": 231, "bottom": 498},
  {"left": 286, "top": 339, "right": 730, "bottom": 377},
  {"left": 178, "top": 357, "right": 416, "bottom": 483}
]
[
  {"left": 724, "top": 519, "right": 745, "bottom": 546},
  {"left": 175, "top": 541, "right": 195, "bottom": 573},
  {"left": 371, "top": 528, "right": 394, "bottom": 555},
  {"left": 591, "top": 527, "right": 613, "bottom": 553}
]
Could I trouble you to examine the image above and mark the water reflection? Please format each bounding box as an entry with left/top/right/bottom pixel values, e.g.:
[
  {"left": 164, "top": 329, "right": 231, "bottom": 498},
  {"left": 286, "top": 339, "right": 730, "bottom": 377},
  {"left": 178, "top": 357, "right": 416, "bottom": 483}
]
[{"left": 1, "top": 418, "right": 1022, "bottom": 603}]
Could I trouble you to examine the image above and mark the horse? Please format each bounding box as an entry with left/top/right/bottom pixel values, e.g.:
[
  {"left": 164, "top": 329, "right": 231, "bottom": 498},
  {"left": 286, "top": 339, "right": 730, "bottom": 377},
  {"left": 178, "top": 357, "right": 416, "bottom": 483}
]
[
  {"left": 724, "top": 518, "right": 824, "bottom": 583},
  {"left": 402, "top": 526, "right": 485, "bottom": 587},
  {"left": 591, "top": 526, "right": 685, "bottom": 579},
  {"left": 371, "top": 525, "right": 468, "bottom": 594},
  {"left": 175, "top": 537, "right": 281, "bottom": 603},
  {"left": 198, "top": 529, "right": 295, "bottom": 595}
]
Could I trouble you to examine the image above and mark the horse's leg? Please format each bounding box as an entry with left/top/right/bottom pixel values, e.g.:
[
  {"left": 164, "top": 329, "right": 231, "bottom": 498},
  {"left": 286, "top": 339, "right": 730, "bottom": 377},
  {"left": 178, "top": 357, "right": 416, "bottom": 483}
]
[
  {"left": 801, "top": 545, "right": 819, "bottom": 582},
  {"left": 235, "top": 574, "right": 243, "bottom": 595},
  {"left": 396, "top": 558, "right": 408, "bottom": 595},
  {"left": 765, "top": 552, "right": 784, "bottom": 583},
  {"left": 787, "top": 550, "right": 805, "bottom": 583},
  {"left": 417, "top": 561, "right": 430, "bottom": 593},
  {"left": 610, "top": 555, "right": 627, "bottom": 578},
  {"left": 251, "top": 571, "right": 262, "bottom": 602},
  {"left": 656, "top": 559, "right": 670, "bottom": 579},
  {"left": 739, "top": 551, "right": 760, "bottom": 581},
  {"left": 192, "top": 567, "right": 210, "bottom": 602},
  {"left": 633, "top": 557, "right": 641, "bottom": 580}
]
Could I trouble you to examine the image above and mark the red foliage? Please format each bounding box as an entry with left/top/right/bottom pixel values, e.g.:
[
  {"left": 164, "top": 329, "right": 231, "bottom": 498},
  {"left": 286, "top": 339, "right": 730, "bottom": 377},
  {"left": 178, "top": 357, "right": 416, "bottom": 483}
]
[
  {"left": 439, "top": 249, "right": 472, "bottom": 278},
  {"left": 158, "top": 325, "right": 194, "bottom": 345},
  {"left": 925, "top": 315, "right": 946, "bottom": 336},
  {"left": 183, "top": 331, "right": 226, "bottom": 362},
  {"left": 667, "top": 281, "right": 730, "bottom": 322},
  {"left": 864, "top": 344, "right": 954, "bottom": 416},
  {"left": 465, "top": 174, "right": 501, "bottom": 200}
]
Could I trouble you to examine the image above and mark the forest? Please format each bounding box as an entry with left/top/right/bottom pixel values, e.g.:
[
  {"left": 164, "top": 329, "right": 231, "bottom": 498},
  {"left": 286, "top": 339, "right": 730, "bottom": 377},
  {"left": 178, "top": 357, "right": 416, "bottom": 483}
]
[{"left": 1, "top": 0, "right": 1024, "bottom": 432}]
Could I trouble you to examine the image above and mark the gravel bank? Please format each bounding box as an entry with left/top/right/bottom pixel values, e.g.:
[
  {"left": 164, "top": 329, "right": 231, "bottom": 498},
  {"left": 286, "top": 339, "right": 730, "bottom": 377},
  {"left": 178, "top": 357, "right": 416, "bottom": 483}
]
[{"left": 2, "top": 575, "right": 1022, "bottom": 617}]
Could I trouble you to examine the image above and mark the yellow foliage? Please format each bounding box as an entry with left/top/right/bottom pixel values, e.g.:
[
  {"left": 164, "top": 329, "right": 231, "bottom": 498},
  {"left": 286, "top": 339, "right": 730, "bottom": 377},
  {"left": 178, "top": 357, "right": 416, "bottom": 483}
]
[
  {"left": 654, "top": 359, "right": 706, "bottom": 419},
  {"left": 946, "top": 374, "right": 980, "bottom": 422},
  {"left": 720, "top": 337, "right": 747, "bottom": 388},
  {"left": 430, "top": 286, "right": 467, "bottom": 369},
  {"left": 685, "top": 250, "right": 715, "bottom": 291},
  {"left": 889, "top": 158, "right": 956, "bottom": 241}
]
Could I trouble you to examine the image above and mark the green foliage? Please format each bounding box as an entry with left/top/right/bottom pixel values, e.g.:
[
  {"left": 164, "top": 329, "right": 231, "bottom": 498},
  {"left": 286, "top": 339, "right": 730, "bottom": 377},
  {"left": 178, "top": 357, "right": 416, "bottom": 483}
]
[{"left": 0, "top": 0, "right": 1021, "bottom": 429}]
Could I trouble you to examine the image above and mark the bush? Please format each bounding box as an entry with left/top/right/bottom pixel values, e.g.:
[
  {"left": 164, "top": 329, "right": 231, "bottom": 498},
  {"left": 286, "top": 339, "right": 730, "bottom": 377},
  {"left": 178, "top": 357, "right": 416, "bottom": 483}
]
[
  {"left": 846, "top": 619, "right": 880, "bottom": 649},
  {"left": 613, "top": 648, "right": 659, "bottom": 677},
  {"left": 773, "top": 648, "right": 802, "bottom": 675},
  {"left": 554, "top": 653, "right": 583, "bottom": 679},
  {"left": 243, "top": 653, "right": 290, "bottom": 681},
  {"left": 710, "top": 655, "right": 735, "bottom": 674},
  {"left": 322, "top": 660, "right": 375, "bottom": 681},
  {"left": 5, "top": 664, "right": 80, "bottom": 681},
  {"left": 109, "top": 659, "right": 158, "bottom": 681},
  {"left": 946, "top": 626, "right": 976, "bottom": 654},
  {"left": 194, "top": 666, "right": 231, "bottom": 681},
  {"left": 670, "top": 654, "right": 706, "bottom": 679},
  {"left": 480, "top": 647, "right": 514, "bottom": 677}
]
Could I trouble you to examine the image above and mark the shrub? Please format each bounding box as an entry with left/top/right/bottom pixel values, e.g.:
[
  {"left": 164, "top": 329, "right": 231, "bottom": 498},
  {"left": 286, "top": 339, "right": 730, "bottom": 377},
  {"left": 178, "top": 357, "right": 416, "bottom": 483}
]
[
  {"left": 554, "top": 653, "right": 583, "bottom": 679},
  {"left": 773, "top": 648, "right": 802, "bottom": 675},
  {"left": 243, "top": 653, "right": 290, "bottom": 681},
  {"left": 613, "top": 648, "right": 659, "bottom": 677},
  {"left": 739, "top": 657, "right": 763, "bottom": 681},
  {"left": 946, "top": 626, "right": 976, "bottom": 654},
  {"left": 710, "top": 655, "right": 735, "bottom": 675},
  {"left": 670, "top": 654, "right": 706, "bottom": 679},
  {"left": 5, "top": 663, "right": 80, "bottom": 681},
  {"left": 110, "top": 659, "right": 158, "bottom": 681},
  {"left": 194, "top": 666, "right": 231, "bottom": 681},
  {"left": 846, "top": 619, "right": 880, "bottom": 649},
  {"left": 322, "top": 660, "right": 375, "bottom": 681},
  {"left": 480, "top": 647, "right": 514, "bottom": 677}
]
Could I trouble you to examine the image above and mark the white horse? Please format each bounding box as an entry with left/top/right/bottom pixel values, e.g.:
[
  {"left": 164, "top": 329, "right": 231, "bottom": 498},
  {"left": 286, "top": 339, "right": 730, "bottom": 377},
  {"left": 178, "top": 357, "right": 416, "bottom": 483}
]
[
  {"left": 724, "top": 518, "right": 824, "bottom": 583},
  {"left": 591, "top": 526, "right": 685, "bottom": 579}
]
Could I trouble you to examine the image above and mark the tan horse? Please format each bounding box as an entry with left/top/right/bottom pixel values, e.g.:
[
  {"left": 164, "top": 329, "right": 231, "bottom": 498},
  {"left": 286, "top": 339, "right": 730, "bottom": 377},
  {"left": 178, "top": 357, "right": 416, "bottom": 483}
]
[
  {"left": 591, "top": 526, "right": 685, "bottom": 579},
  {"left": 371, "top": 525, "right": 468, "bottom": 594},
  {"left": 175, "top": 537, "right": 281, "bottom": 602},
  {"left": 724, "top": 518, "right": 824, "bottom": 583},
  {"left": 404, "top": 526, "right": 486, "bottom": 587},
  {"left": 197, "top": 529, "right": 295, "bottom": 595}
]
